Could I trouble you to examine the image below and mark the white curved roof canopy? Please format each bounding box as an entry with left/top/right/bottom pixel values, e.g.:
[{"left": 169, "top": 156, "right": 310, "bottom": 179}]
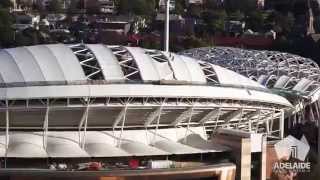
[
  {"left": 0, "top": 44, "right": 274, "bottom": 87},
  {"left": 0, "top": 44, "right": 292, "bottom": 107}
]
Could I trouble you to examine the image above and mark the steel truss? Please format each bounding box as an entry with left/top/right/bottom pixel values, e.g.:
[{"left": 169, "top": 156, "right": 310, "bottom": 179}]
[
  {"left": 198, "top": 61, "right": 220, "bottom": 84},
  {"left": 0, "top": 95, "right": 284, "bottom": 167},
  {"left": 180, "top": 47, "right": 320, "bottom": 96},
  {"left": 69, "top": 44, "right": 105, "bottom": 80},
  {"left": 108, "top": 45, "right": 142, "bottom": 80},
  {"left": 145, "top": 50, "right": 176, "bottom": 80}
]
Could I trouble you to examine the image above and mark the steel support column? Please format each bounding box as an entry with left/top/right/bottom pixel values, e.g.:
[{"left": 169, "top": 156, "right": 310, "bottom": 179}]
[
  {"left": 317, "top": 100, "right": 320, "bottom": 165},
  {"left": 164, "top": 0, "right": 170, "bottom": 52},
  {"left": 152, "top": 99, "right": 166, "bottom": 144},
  {"left": 184, "top": 105, "right": 195, "bottom": 143},
  {"left": 198, "top": 108, "right": 220, "bottom": 124},
  {"left": 5, "top": 100, "right": 9, "bottom": 168},
  {"left": 78, "top": 104, "right": 90, "bottom": 148},
  {"left": 117, "top": 105, "right": 128, "bottom": 148},
  {"left": 43, "top": 100, "right": 50, "bottom": 150},
  {"left": 280, "top": 109, "right": 285, "bottom": 139},
  {"left": 145, "top": 106, "right": 163, "bottom": 127}
]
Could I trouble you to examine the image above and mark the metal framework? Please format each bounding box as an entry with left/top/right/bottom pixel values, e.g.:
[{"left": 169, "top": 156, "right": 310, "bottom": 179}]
[
  {"left": 180, "top": 46, "right": 320, "bottom": 130},
  {"left": 145, "top": 50, "right": 176, "bottom": 80},
  {"left": 198, "top": 61, "right": 220, "bottom": 84},
  {"left": 69, "top": 44, "right": 105, "bottom": 80},
  {"left": 180, "top": 47, "right": 320, "bottom": 96},
  {"left": 108, "top": 45, "right": 142, "bottom": 80},
  {"left": 0, "top": 97, "right": 285, "bottom": 141}
]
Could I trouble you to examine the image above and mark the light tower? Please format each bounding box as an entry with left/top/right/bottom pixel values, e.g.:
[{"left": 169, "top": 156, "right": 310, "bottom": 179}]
[{"left": 164, "top": 0, "right": 170, "bottom": 52}]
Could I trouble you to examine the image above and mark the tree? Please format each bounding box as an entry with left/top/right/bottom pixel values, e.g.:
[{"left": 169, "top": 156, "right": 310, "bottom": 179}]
[
  {"left": 202, "top": 10, "right": 227, "bottom": 33},
  {"left": 188, "top": 4, "right": 202, "bottom": 18},
  {"left": 47, "top": 0, "right": 62, "bottom": 12},
  {"left": 265, "top": 11, "right": 295, "bottom": 35},
  {"left": 224, "top": 0, "right": 257, "bottom": 13},
  {"left": 228, "top": 10, "right": 245, "bottom": 21},
  {"left": 17, "top": 0, "right": 33, "bottom": 9},
  {"left": 117, "top": 0, "right": 155, "bottom": 16},
  {"left": 0, "top": 0, "right": 13, "bottom": 9},
  {"left": 0, "top": 9, "right": 14, "bottom": 47},
  {"left": 245, "top": 10, "right": 266, "bottom": 32},
  {"left": 67, "top": 0, "right": 81, "bottom": 13},
  {"left": 86, "top": 0, "right": 100, "bottom": 14},
  {"left": 205, "top": 0, "right": 220, "bottom": 10},
  {"left": 174, "top": 0, "right": 185, "bottom": 15}
]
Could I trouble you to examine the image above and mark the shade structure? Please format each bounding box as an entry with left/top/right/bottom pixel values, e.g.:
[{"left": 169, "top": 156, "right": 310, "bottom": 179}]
[
  {"left": 180, "top": 134, "right": 230, "bottom": 152},
  {"left": 0, "top": 128, "right": 231, "bottom": 158},
  {"left": 153, "top": 140, "right": 204, "bottom": 155},
  {"left": 7, "top": 133, "right": 47, "bottom": 158},
  {"left": 46, "top": 132, "right": 90, "bottom": 158},
  {"left": 84, "top": 131, "right": 130, "bottom": 157},
  {"left": 120, "top": 141, "right": 170, "bottom": 156}
]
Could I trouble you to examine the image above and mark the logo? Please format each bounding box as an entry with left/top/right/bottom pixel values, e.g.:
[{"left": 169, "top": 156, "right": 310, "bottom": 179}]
[{"left": 273, "top": 135, "right": 311, "bottom": 173}]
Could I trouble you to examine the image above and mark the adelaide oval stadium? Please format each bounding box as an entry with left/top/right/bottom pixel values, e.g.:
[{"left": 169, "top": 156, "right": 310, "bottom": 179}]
[{"left": 0, "top": 44, "right": 298, "bottom": 180}]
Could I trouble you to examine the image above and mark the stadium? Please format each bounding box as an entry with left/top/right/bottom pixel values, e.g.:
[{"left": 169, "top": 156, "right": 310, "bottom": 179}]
[{"left": 0, "top": 44, "right": 300, "bottom": 180}]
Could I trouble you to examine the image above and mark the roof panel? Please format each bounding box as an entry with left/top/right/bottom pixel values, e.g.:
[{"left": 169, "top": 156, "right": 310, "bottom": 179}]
[
  {"left": 170, "top": 54, "right": 192, "bottom": 81},
  {"left": 153, "top": 140, "right": 203, "bottom": 154},
  {"left": 0, "top": 50, "right": 25, "bottom": 83},
  {"left": 85, "top": 143, "right": 130, "bottom": 157},
  {"left": 5, "top": 85, "right": 90, "bottom": 99},
  {"left": 46, "top": 44, "right": 86, "bottom": 81},
  {"left": 7, "top": 133, "right": 47, "bottom": 158},
  {"left": 120, "top": 140, "right": 170, "bottom": 156},
  {"left": 0, "top": 84, "right": 292, "bottom": 107},
  {"left": 212, "top": 65, "right": 265, "bottom": 88},
  {"left": 181, "top": 134, "right": 230, "bottom": 152},
  {"left": 5, "top": 48, "right": 45, "bottom": 82},
  {"left": 86, "top": 44, "right": 124, "bottom": 81},
  {"left": 180, "top": 56, "right": 207, "bottom": 83},
  {"left": 46, "top": 133, "right": 89, "bottom": 158},
  {"left": 125, "top": 47, "right": 160, "bottom": 81},
  {"left": 85, "top": 132, "right": 130, "bottom": 157},
  {"left": 26, "top": 45, "right": 66, "bottom": 81}
]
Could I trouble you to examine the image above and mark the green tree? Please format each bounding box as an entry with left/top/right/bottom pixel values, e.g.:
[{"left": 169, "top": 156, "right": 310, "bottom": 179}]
[
  {"left": 188, "top": 4, "right": 202, "bottom": 18},
  {"left": 174, "top": 0, "right": 185, "bottom": 15},
  {"left": 17, "top": 0, "right": 33, "bottom": 9},
  {"left": 0, "top": 0, "right": 13, "bottom": 9},
  {"left": 14, "top": 28, "right": 46, "bottom": 46},
  {"left": 224, "top": 0, "right": 257, "bottom": 13},
  {"left": 117, "top": 0, "right": 155, "bottom": 16},
  {"left": 0, "top": 9, "right": 14, "bottom": 47},
  {"left": 205, "top": 0, "right": 220, "bottom": 10},
  {"left": 202, "top": 10, "right": 227, "bottom": 33},
  {"left": 67, "top": 0, "right": 81, "bottom": 13},
  {"left": 47, "top": 0, "right": 62, "bottom": 12},
  {"left": 245, "top": 10, "right": 266, "bottom": 32},
  {"left": 267, "top": 12, "right": 295, "bottom": 34},
  {"left": 228, "top": 10, "right": 245, "bottom": 21}
]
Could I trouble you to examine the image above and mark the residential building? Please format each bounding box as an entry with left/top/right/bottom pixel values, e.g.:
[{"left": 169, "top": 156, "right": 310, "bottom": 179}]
[
  {"left": 99, "top": 0, "right": 117, "bottom": 14},
  {"left": 159, "top": 0, "right": 176, "bottom": 12}
]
